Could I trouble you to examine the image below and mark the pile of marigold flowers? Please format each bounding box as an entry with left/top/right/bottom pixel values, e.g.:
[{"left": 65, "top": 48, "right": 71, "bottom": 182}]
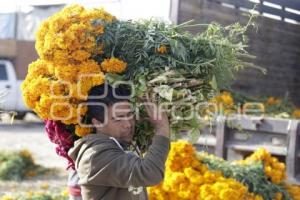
[
  {"left": 242, "top": 148, "right": 286, "bottom": 184},
  {"left": 148, "top": 141, "right": 263, "bottom": 200},
  {"left": 148, "top": 141, "right": 300, "bottom": 200}
]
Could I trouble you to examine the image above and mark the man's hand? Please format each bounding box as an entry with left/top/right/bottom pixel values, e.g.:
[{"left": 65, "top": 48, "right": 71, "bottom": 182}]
[{"left": 143, "top": 94, "right": 170, "bottom": 138}]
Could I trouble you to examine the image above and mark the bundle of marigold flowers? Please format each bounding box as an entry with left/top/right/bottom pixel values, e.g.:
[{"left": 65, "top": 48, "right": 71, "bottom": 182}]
[
  {"left": 21, "top": 5, "right": 116, "bottom": 137},
  {"left": 21, "top": 5, "right": 121, "bottom": 166},
  {"left": 22, "top": 4, "right": 260, "bottom": 161}
]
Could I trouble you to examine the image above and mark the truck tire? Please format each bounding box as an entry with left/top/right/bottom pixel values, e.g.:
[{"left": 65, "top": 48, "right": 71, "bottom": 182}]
[{"left": 14, "top": 112, "right": 27, "bottom": 120}]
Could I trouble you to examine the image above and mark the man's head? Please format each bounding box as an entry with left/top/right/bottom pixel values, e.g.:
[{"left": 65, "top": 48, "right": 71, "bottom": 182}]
[{"left": 85, "top": 83, "right": 135, "bottom": 143}]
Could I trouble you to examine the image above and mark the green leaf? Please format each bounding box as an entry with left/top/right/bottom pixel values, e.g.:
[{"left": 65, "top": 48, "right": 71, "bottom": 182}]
[
  {"left": 105, "top": 73, "right": 124, "bottom": 84},
  {"left": 211, "top": 75, "right": 218, "bottom": 91}
]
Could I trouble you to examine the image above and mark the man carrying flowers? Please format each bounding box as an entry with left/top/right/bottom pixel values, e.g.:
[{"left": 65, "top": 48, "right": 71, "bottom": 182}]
[{"left": 68, "top": 83, "right": 170, "bottom": 200}]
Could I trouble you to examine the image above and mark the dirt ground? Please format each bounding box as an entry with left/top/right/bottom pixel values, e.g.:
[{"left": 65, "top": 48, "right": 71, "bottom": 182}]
[{"left": 0, "top": 121, "right": 69, "bottom": 197}]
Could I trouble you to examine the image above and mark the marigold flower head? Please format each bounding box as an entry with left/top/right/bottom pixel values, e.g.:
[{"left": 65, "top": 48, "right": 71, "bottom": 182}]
[
  {"left": 75, "top": 125, "right": 92, "bottom": 137},
  {"left": 101, "top": 57, "right": 127, "bottom": 73},
  {"left": 292, "top": 109, "right": 300, "bottom": 119},
  {"left": 266, "top": 97, "right": 281, "bottom": 106},
  {"left": 157, "top": 45, "right": 167, "bottom": 54}
]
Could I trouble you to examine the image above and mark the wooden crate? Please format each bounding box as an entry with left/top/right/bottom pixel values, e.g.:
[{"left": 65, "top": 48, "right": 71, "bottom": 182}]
[{"left": 195, "top": 116, "right": 300, "bottom": 184}]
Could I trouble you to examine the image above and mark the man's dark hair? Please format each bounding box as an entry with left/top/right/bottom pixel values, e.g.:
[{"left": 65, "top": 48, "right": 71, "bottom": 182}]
[{"left": 84, "top": 83, "right": 131, "bottom": 124}]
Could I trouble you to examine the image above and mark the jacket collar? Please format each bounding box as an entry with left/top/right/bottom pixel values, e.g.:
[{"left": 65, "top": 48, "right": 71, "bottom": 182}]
[{"left": 83, "top": 132, "right": 131, "bottom": 150}]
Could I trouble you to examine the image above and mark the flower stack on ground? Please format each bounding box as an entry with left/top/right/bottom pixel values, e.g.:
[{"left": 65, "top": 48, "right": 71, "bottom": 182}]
[
  {"left": 200, "top": 148, "right": 300, "bottom": 200},
  {"left": 148, "top": 141, "right": 262, "bottom": 200},
  {"left": 241, "top": 148, "right": 300, "bottom": 200}
]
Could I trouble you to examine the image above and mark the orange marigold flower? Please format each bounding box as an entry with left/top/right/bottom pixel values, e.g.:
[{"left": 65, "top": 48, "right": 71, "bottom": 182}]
[
  {"left": 101, "top": 57, "right": 127, "bottom": 73},
  {"left": 157, "top": 45, "right": 167, "bottom": 54},
  {"left": 292, "top": 109, "right": 300, "bottom": 119},
  {"left": 266, "top": 97, "right": 281, "bottom": 106},
  {"left": 26, "top": 170, "right": 37, "bottom": 177},
  {"left": 75, "top": 125, "right": 91, "bottom": 137}
]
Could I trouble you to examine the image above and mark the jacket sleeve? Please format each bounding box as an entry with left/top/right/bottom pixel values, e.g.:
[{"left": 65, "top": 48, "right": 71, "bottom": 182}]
[{"left": 78, "top": 135, "right": 170, "bottom": 188}]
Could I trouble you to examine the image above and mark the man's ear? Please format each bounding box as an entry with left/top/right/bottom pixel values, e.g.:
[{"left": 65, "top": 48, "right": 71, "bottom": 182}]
[{"left": 92, "top": 118, "right": 104, "bottom": 129}]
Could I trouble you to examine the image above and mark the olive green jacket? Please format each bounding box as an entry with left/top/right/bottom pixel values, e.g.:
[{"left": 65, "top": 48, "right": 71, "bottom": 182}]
[{"left": 68, "top": 133, "right": 170, "bottom": 200}]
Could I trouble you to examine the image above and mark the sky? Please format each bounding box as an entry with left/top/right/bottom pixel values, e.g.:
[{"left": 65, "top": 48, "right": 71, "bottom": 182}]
[{"left": 0, "top": 0, "right": 172, "bottom": 21}]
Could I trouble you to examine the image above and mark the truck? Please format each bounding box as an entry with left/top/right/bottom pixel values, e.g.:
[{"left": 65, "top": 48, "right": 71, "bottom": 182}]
[
  {"left": 0, "top": 59, "right": 30, "bottom": 119},
  {"left": 0, "top": 39, "right": 38, "bottom": 119}
]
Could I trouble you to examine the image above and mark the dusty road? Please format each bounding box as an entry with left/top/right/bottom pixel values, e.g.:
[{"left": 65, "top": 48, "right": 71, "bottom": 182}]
[
  {"left": 0, "top": 122, "right": 68, "bottom": 197},
  {"left": 0, "top": 122, "right": 67, "bottom": 168}
]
